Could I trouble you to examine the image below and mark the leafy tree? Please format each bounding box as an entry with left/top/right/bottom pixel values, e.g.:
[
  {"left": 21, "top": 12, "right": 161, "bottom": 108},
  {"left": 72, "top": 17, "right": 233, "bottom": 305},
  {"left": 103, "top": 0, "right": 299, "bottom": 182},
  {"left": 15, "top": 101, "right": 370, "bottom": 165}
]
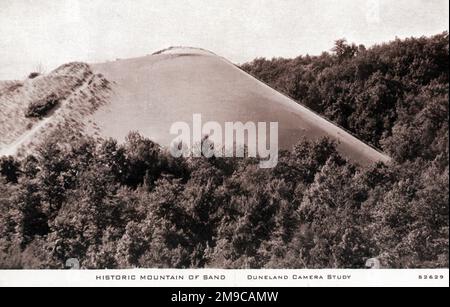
[{"left": 332, "top": 39, "right": 359, "bottom": 61}]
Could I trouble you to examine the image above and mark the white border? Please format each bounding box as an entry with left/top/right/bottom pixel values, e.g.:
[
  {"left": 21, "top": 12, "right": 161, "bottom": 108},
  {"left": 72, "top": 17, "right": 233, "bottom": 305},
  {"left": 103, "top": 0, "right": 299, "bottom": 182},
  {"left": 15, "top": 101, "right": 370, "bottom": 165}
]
[{"left": 0, "top": 269, "right": 448, "bottom": 287}]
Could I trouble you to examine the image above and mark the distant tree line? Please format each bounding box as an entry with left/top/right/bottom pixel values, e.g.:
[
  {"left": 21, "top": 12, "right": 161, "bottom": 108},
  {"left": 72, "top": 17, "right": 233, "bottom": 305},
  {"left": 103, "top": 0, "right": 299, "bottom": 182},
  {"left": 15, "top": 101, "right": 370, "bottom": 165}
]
[
  {"left": 0, "top": 33, "right": 448, "bottom": 268},
  {"left": 241, "top": 32, "right": 449, "bottom": 161}
]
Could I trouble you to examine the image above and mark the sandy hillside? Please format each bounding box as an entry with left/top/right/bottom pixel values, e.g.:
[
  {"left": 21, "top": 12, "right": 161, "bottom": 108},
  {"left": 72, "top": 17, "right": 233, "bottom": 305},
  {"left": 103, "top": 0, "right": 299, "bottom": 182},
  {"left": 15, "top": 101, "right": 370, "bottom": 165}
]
[
  {"left": 88, "top": 47, "right": 390, "bottom": 166},
  {"left": 0, "top": 47, "right": 390, "bottom": 165},
  {"left": 0, "top": 63, "right": 111, "bottom": 157}
]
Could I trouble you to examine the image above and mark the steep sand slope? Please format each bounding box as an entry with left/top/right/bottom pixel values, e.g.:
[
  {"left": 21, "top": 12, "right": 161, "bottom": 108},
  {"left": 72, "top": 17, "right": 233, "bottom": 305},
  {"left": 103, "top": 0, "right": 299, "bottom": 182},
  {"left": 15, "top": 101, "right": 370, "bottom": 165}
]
[
  {"left": 0, "top": 63, "right": 111, "bottom": 157},
  {"left": 89, "top": 47, "right": 390, "bottom": 166}
]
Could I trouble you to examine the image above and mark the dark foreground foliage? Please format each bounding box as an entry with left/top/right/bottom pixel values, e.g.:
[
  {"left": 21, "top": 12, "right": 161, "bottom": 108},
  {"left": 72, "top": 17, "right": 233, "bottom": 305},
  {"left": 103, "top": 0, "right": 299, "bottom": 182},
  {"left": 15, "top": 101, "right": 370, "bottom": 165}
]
[
  {"left": 0, "top": 131, "right": 447, "bottom": 269},
  {"left": 0, "top": 33, "right": 448, "bottom": 268}
]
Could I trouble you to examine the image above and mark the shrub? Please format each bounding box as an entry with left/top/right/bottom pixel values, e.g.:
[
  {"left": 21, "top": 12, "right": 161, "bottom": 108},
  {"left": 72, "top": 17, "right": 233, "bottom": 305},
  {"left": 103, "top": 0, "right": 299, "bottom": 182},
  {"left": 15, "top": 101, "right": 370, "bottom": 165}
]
[
  {"left": 0, "top": 156, "right": 20, "bottom": 183},
  {"left": 25, "top": 93, "right": 59, "bottom": 118},
  {"left": 28, "top": 72, "right": 40, "bottom": 79}
]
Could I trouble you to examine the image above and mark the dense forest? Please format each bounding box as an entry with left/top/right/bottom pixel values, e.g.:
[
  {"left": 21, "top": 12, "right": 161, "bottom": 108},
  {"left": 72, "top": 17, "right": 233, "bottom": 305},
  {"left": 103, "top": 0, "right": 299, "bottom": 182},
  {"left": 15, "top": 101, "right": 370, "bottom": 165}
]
[{"left": 0, "top": 33, "right": 448, "bottom": 269}]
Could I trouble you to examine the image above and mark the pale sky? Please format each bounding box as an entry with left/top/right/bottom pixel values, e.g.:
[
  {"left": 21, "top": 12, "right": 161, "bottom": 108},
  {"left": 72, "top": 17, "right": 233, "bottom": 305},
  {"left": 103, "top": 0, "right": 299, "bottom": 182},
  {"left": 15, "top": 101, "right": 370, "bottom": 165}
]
[{"left": 0, "top": 0, "right": 448, "bottom": 80}]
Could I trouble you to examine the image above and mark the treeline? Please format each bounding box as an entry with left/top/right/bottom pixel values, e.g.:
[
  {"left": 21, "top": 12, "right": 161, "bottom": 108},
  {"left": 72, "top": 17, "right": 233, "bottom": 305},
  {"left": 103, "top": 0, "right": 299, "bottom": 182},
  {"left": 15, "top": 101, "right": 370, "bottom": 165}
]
[{"left": 0, "top": 131, "right": 448, "bottom": 269}]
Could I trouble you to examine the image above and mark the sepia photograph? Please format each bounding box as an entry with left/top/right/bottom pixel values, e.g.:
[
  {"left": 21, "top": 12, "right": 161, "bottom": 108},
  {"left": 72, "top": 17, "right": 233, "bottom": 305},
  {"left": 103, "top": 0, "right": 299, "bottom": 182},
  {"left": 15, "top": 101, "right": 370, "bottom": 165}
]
[{"left": 0, "top": 0, "right": 448, "bottom": 289}]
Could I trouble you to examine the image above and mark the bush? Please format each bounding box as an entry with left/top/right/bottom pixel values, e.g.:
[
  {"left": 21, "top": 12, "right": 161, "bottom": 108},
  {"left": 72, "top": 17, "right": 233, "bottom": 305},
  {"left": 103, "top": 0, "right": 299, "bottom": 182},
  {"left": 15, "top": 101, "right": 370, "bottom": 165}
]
[
  {"left": 28, "top": 72, "right": 40, "bottom": 79},
  {"left": 25, "top": 93, "right": 59, "bottom": 118},
  {"left": 0, "top": 156, "right": 20, "bottom": 183}
]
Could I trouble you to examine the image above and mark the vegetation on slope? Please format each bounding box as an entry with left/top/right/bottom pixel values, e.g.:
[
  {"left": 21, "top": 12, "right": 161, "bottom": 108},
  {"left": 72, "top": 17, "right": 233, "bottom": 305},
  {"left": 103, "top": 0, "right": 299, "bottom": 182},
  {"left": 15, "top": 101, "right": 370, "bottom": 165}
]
[
  {"left": 241, "top": 32, "right": 449, "bottom": 161},
  {"left": 25, "top": 93, "right": 60, "bottom": 118},
  {"left": 0, "top": 62, "right": 111, "bottom": 156}
]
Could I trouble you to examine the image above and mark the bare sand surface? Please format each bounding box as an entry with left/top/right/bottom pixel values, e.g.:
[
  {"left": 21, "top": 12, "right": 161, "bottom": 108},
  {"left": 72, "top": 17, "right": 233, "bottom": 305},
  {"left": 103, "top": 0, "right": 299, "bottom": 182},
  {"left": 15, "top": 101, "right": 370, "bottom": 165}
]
[{"left": 89, "top": 47, "right": 390, "bottom": 166}]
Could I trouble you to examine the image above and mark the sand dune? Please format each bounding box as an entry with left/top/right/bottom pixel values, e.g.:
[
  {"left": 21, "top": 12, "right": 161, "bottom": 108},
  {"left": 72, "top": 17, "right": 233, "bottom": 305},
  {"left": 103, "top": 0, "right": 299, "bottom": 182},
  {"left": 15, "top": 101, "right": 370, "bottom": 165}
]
[
  {"left": 0, "top": 47, "right": 390, "bottom": 165},
  {"left": 88, "top": 47, "right": 390, "bottom": 166}
]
